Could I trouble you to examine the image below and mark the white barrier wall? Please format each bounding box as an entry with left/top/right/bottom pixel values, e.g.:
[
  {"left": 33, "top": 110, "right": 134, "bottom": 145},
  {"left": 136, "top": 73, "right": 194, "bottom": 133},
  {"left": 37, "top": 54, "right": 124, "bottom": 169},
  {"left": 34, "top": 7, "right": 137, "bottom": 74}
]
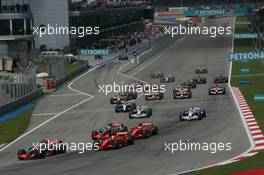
[
  {"left": 0, "top": 43, "right": 8, "bottom": 57},
  {"left": 30, "top": 0, "right": 70, "bottom": 50}
]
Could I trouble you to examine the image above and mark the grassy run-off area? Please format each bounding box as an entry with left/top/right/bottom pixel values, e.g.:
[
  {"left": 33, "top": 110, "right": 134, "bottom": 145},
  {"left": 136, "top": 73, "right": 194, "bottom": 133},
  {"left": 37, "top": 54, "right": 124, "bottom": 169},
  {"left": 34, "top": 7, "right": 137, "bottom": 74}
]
[
  {"left": 189, "top": 16, "right": 264, "bottom": 175},
  {"left": 0, "top": 108, "right": 33, "bottom": 144}
]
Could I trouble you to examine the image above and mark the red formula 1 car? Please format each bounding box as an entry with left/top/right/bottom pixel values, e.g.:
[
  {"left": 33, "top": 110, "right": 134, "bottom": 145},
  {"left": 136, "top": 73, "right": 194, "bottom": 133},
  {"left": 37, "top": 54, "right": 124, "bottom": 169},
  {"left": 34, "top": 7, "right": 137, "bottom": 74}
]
[
  {"left": 91, "top": 122, "right": 129, "bottom": 140},
  {"left": 18, "top": 139, "right": 66, "bottom": 160},
  {"left": 195, "top": 67, "right": 208, "bottom": 74},
  {"left": 173, "top": 87, "right": 192, "bottom": 99},
  {"left": 130, "top": 122, "right": 158, "bottom": 139},
  {"left": 95, "top": 131, "right": 134, "bottom": 150}
]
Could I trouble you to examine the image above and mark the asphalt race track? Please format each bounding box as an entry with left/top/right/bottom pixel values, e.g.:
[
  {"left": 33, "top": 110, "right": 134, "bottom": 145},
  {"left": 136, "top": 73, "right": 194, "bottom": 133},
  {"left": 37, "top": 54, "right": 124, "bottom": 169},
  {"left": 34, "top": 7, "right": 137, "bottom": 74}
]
[{"left": 0, "top": 17, "right": 251, "bottom": 175}]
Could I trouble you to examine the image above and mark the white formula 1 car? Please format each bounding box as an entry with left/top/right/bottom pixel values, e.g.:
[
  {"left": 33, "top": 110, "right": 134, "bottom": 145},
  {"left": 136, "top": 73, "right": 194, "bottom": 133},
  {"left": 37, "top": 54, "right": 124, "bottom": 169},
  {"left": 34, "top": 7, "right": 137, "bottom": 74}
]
[
  {"left": 179, "top": 107, "right": 206, "bottom": 121},
  {"left": 129, "top": 105, "right": 152, "bottom": 119}
]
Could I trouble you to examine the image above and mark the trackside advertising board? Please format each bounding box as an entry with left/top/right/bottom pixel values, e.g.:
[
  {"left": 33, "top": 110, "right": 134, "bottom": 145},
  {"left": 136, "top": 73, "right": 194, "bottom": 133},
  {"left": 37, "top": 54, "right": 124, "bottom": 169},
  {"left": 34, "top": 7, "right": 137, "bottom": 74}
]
[
  {"left": 80, "top": 49, "right": 110, "bottom": 56},
  {"left": 228, "top": 51, "right": 264, "bottom": 61},
  {"left": 183, "top": 7, "right": 250, "bottom": 17},
  {"left": 235, "top": 33, "right": 258, "bottom": 39}
]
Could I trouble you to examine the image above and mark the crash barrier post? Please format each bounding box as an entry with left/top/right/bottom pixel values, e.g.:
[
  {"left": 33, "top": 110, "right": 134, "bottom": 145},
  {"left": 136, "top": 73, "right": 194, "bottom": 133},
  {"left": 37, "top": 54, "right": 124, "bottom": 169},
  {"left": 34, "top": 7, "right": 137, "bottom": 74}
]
[{"left": 0, "top": 88, "right": 42, "bottom": 116}]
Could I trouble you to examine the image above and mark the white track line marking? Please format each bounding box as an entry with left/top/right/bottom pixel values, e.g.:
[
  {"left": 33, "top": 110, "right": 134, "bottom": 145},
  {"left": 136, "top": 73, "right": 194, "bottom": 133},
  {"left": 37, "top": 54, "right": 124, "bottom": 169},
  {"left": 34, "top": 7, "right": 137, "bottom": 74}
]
[
  {"left": 0, "top": 65, "right": 104, "bottom": 152},
  {"left": 232, "top": 73, "right": 264, "bottom": 78},
  {"left": 32, "top": 113, "right": 59, "bottom": 116},
  {"left": 47, "top": 94, "right": 83, "bottom": 97}
]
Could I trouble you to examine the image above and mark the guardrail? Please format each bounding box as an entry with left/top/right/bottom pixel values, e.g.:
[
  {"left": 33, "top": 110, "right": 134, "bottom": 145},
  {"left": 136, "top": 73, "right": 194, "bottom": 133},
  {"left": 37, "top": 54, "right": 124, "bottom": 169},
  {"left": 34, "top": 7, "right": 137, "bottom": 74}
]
[
  {"left": 136, "top": 35, "right": 175, "bottom": 64},
  {"left": 0, "top": 88, "right": 42, "bottom": 116},
  {"left": 54, "top": 63, "right": 90, "bottom": 88}
]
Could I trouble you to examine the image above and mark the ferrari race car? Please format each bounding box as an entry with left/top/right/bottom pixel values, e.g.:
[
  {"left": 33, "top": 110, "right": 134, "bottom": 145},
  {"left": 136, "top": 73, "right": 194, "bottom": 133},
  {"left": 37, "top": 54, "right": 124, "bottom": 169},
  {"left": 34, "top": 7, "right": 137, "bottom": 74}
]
[
  {"left": 160, "top": 75, "right": 175, "bottom": 83},
  {"left": 209, "top": 84, "right": 225, "bottom": 95},
  {"left": 181, "top": 80, "right": 197, "bottom": 89},
  {"left": 195, "top": 67, "right": 208, "bottom": 74},
  {"left": 151, "top": 72, "right": 164, "bottom": 78},
  {"left": 179, "top": 107, "right": 206, "bottom": 121},
  {"left": 130, "top": 122, "right": 158, "bottom": 139},
  {"left": 192, "top": 76, "right": 207, "bottom": 84},
  {"left": 18, "top": 139, "right": 66, "bottom": 160},
  {"left": 95, "top": 131, "right": 134, "bottom": 150},
  {"left": 110, "top": 92, "right": 137, "bottom": 104},
  {"left": 115, "top": 101, "right": 135, "bottom": 113},
  {"left": 214, "top": 75, "right": 228, "bottom": 83},
  {"left": 91, "top": 122, "right": 128, "bottom": 140},
  {"left": 129, "top": 105, "right": 152, "bottom": 119},
  {"left": 173, "top": 87, "right": 192, "bottom": 99},
  {"left": 145, "top": 91, "right": 164, "bottom": 101}
]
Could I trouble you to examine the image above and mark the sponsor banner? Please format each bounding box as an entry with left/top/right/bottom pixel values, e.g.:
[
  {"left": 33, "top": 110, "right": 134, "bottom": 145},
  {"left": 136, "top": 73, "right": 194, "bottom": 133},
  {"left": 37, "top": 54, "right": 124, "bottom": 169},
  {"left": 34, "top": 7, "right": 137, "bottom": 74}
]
[
  {"left": 240, "top": 79, "right": 251, "bottom": 84},
  {"left": 80, "top": 49, "right": 110, "bottom": 56},
  {"left": 169, "top": 7, "right": 188, "bottom": 12},
  {"left": 236, "top": 21, "right": 251, "bottom": 25},
  {"left": 240, "top": 67, "right": 250, "bottom": 73},
  {"left": 154, "top": 16, "right": 189, "bottom": 24},
  {"left": 254, "top": 94, "right": 264, "bottom": 101},
  {"left": 183, "top": 9, "right": 226, "bottom": 17},
  {"left": 228, "top": 51, "right": 264, "bottom": 61},
  {"left": 158, "top": 11, "right": 183, "bottom": 17},
  {"left": 235, "top": 33, "right": 258, "bottom": 39},
  {"left": 231, "top": 7, "right": 250, "bottom": 15},
  {"left": 183, "top": 7, "right": 250, "bottom": 17}
]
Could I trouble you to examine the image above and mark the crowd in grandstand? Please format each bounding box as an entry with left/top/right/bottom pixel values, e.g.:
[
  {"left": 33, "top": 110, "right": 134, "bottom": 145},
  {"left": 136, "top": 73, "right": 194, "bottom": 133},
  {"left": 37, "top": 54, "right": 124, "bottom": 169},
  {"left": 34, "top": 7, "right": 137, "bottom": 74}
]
[{"left": 70, "top": 0, "right": 148, "bottom": 11}]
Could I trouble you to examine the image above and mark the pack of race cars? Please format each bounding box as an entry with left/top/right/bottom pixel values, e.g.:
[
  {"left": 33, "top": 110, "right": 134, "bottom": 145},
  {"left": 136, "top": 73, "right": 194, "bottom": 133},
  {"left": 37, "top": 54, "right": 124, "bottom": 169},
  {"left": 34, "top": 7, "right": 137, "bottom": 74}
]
[{"left": 17, "top": 67, "right": 229, "bottom": 160}]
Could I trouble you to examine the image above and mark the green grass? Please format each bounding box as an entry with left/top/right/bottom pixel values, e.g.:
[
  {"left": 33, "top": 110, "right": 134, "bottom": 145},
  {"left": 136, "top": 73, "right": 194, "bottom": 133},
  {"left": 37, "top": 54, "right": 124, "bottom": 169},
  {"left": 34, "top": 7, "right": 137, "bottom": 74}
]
[
  {"left": 0, "top": 108, "right": 33, "bottom": 144},
  {"left": 67, "top": 64, "right": 78, "bottom": 72},
  {"left": 188, "top": 16, "right": 264, "bottom": 175}
]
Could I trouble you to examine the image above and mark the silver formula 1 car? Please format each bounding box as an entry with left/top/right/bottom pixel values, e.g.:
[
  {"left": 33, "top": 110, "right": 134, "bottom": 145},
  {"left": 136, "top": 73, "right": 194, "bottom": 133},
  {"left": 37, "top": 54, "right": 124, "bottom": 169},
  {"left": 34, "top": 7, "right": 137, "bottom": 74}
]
[
  {"left": 129, "top": 105, "right": 152, "bottom": 119},
  {"left": 179, "top": 107, "right": 206, "bottom": 121},
  {"left": 160, "top": 75, "right": 175, "bottom": 83}
]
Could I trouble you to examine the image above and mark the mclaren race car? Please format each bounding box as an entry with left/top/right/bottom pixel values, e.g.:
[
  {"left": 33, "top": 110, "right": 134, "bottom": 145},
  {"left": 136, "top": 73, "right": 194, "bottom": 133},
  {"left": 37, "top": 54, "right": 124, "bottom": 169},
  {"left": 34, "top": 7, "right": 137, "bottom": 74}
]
[
  {"left": 95, "top": 131, "right": 134, "bottom": 150},
  {"left": 115, "top": 101, "right": 135, "bottom": 113},
  {"left": 130, "top": 122, "right": 158, "bottom": 139},
  {"left": 195, "top": 67, "right": 208, "bottom": 74},
  {"left": 173, "top": 86, "right": 192, "bottom": 99},
  {"left": 160, "top": 75, "right": 175, "bottom": 83},
  {"left": 151, "top": 72, "right": 164, "bottom": 78},
  {"left": 18, "top": 139, "right": 66, "bottom": 160},
  {"left": 129, "top": 105, "right": 152, "bottom": 119},
  {"left": 181, "top": 80, "right": 197, "bottom": 89},
  {"left": 192, "top": 76, "right": 207, "bottom": 84},
  {"left": 209, "top": 84, "right": 226, "bottom": 95},
  {"left": 214, "top": 75, "right": 228, "bottom": 83},
  {"left": 110, "top": 92, "right": 137, "bottom": 104},
  {"left": 179, "top": 107, "right": 206, "bottom": 121},
  {"left": 91, "top": 122, "right": 128, "bottom": 140}
]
